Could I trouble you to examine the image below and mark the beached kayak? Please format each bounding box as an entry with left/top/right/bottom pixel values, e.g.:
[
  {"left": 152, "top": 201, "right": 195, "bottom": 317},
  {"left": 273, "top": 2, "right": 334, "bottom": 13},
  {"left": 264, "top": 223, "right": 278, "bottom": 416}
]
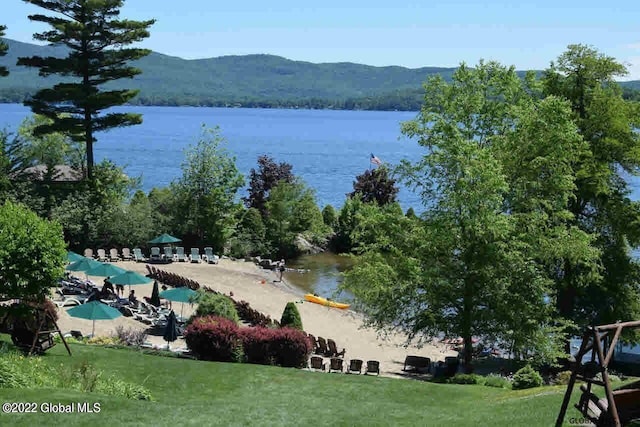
[{"left": 304, "top": 294, "right": 350, "bottom": 309}]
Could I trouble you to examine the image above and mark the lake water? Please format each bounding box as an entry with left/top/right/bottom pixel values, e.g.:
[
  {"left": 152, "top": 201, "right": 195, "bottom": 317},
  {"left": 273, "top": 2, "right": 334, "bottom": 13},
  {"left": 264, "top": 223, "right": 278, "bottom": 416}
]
[{"left": 0, "top": 103, "right": 423, "bottom": 212}]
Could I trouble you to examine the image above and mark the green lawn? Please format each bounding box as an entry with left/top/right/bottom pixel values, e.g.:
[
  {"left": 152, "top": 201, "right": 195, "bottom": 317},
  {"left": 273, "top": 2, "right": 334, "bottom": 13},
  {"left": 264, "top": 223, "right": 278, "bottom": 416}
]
[{"left": 0, "top": 338, "right": 590, "bottom": 426}]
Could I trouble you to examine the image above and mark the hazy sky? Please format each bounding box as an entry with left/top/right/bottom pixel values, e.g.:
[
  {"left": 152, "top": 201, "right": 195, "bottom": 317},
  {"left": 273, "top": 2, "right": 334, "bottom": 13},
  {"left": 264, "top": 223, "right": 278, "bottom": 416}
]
[{"left": 3, "top": 0, "right": 640, "bottom": 79}]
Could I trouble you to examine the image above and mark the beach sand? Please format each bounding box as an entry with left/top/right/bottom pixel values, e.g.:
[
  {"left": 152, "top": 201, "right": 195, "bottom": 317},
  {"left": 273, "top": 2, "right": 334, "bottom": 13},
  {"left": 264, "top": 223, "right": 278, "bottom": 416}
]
[{"left": 55, "top": 258, "right": 456, "bottom": 378}]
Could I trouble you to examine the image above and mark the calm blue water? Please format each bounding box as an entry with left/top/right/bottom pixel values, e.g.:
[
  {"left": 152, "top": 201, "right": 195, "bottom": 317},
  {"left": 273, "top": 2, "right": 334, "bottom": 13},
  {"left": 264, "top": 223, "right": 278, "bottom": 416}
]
[{"left": 0, "top": 103, "right": 423, "bottom": 211}]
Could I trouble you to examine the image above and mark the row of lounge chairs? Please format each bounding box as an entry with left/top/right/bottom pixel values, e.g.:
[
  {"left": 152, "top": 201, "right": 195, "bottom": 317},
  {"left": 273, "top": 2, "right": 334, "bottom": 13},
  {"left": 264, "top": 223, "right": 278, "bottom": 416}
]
[
  {"left": 308, "top": 334, "right": 346, "bottom": 358},
  {"left": 147, "top": 247, "right": 219, "bottom": 264},
  {"left": 309, "top": 356, "right": 380, "bottom": 375},
  {"left": 146, "top": 266, "right": 201, "bottom": 290},
  {"left": 84, "top": 248, "right": 145, "bottom": 262}
]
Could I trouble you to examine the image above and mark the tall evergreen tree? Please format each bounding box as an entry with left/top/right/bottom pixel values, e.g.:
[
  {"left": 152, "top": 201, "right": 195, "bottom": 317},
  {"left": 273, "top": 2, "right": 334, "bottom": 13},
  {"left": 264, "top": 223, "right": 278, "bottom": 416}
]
[
  {"left": 17, "top": 0, "right": 155, "bottom": 180},
  {"left": 543, "top": 45, "right": 640, "bottom": 328},
  {"left": 0, "top": 25, "right": 8, "bottom": 77}
]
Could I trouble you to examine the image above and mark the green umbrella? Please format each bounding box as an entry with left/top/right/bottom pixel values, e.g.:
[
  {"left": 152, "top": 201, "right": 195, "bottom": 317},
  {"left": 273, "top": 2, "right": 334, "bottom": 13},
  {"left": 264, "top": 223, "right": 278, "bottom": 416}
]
[
  {"left": 159, "top": 287, "right": 197, "bottom": 318},
  {"left": 148, "top": 233, "right": 181, "bottom": 244},
  {"left": 67, "top": 258, "right": 102, "bottom": 272},
  {"left": 66, "top": 301, "right": 122, "bottom": 337},
  {"left": 85, "top": 262, "right": 127, "bottom": 277},
  {"left": 108, "top": 271, "right": 152, "bottom": 286},
  {"left": 67, "top": 251, "right": 84, "bottom": 263}
]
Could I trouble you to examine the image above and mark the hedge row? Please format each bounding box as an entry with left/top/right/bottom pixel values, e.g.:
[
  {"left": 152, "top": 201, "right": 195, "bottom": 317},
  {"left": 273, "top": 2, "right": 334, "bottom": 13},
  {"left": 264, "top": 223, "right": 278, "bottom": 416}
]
[{"left": 184, "top": 316, "right": 312, "bottom": 368}]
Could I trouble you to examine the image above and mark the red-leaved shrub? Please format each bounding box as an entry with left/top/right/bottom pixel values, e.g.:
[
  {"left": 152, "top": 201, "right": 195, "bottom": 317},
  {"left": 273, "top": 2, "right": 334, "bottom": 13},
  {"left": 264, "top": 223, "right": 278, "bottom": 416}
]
[
  {"left": 241, "top": 327, "right": 276, "bottom": 365},
  {"left": 184, "top": 316, "right": 243, "bottom": 362},
  {"left": 271, "top": 327, "right": 313, "bottom": 368}
]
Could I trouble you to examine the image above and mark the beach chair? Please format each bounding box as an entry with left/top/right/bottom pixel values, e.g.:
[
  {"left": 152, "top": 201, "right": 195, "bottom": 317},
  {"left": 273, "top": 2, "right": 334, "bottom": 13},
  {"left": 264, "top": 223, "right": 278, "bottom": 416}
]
[
  {"left": 309, "top": 356, "right": 326, "bottom": 372},
  {"left": 327, "top": 338, "right": 346, "bottom": 357},
  {"left": 328, "top": 357, "right": 344, "bottom": 373},
  {"left": 175, "top": 247, "right": 187, "bottom": 262},
  {"left": 96, "top": 249, "right": 108, "bottom": 262},
  {"left": 133, "top": 248, "right": 146, "bottom": 262},
  {"left": 444, "top": 356, "right": 459, "bottom": 377},
  {"left": 403, "top": 355, "right": 431, "bottom": 373},
  {"left": 190, "top": 248, "right": 202, "bottom": 263},
  {"left": 316, "top": 337, "right": 330, "bottom": 356},
  {"left": 149, "top": 247, "right": 161, "bottom": 262},
  {"left": 347, "top": 359, "right": 363, "bottom": 374},
  {"left": 121, "top": 248, "right": 133, "bottom": 261},
  {"left": 83, "top": 248, "right": 94, "bottom": 258},
  {"left": 365, "top": 360, "right": 380, "bottom": 376},
  {"left": 109, "top": 248, "right": 121, "bottom": 262},
  {"left": 203, "top": 247, "right": 219, "bottom": 264},
  {"left": 163, "top": 246, "right": 174, "bottom": 262},
  {"left": 307, "top": 334, "right": 320, "bottom": 354}
]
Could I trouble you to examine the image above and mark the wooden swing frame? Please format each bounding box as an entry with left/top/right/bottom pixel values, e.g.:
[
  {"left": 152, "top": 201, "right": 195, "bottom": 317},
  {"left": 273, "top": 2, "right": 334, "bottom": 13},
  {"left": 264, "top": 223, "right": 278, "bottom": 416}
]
[{"left": 556, "top": 320, "right": 640, "bottom": 427}]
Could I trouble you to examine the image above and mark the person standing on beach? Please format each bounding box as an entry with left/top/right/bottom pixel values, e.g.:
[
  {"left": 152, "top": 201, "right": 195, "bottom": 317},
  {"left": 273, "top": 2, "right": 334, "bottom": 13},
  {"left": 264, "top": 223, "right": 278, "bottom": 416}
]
[{"left": 278, "top": 259, "right": 285, "bottom": 282}]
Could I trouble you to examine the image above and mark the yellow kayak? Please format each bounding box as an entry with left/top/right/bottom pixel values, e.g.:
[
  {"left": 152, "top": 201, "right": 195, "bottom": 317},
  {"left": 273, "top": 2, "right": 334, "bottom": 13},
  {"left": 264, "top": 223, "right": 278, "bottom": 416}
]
[{"left": 304, "top": 294, "right": 350, "bottom": 310}]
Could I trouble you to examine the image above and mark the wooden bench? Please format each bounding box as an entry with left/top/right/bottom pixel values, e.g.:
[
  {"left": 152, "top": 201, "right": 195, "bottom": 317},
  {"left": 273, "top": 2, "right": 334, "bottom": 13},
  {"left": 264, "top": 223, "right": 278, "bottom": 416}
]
[
  {"left": 403, "top": 355, "right": 431, "bottom": 373},
  {"left": 578, "top": 384, "right": 640, "bottom": 425}
]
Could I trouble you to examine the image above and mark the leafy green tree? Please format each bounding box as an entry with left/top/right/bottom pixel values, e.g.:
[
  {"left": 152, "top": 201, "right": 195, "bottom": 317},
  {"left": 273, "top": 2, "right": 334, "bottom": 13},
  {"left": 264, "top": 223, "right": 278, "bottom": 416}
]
[
  {"left": 344, "top": 61, "right": 591, "bottom": 370},
  {"left": 280, "top": 302, "right": 303, "bottom": 330},
  {"left": 322, "top": 204, "right": 337, "bottom": 228},
  {"left": 172, "top": 126, "right": 244, "bottom": 252},
  {"left": 193, "top": 291, "right": 240, "bottom": 324},
  {"left": 229, "top": 207, "right": 268, "bottom": 258},
  {"left": 0, "top": 25, "right": 8, "bottom": 77},
  {"left": 543, "top": 45, "right": 640, "bottom": 329},
  {"left": 349, "top": 167, "right": 399, "bottom": 206},
  {"left": 245, "top": 155, "right": 294, "bottom": 215},
  {"left": 0, "top": 201, "right": 66, "bottom": 303},
  {"left": 405, "top": 207, "right": 417, "bottom": 219},
  {"left": 17, "top": 0, "right": 155, "bottom": 180}
]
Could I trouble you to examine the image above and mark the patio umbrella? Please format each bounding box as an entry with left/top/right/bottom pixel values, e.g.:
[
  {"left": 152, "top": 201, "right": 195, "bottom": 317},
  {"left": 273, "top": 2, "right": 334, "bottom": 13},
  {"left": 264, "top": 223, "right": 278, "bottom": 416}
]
[
  {"left": 108, "top": 271, "right": 152, "bottom": 292},
  {"left": 67, "top": 251, "right": 84, "bottom": 263},
  {"left": 150, "top": 280, "right": 161, "bottom": 307},
  {"left": 85, "top": 262, "right": 127, "bottom": 278},
  {"left": 67, "top": 257, "right": 102, "bottom": 272},
  {"left": 148, "top": 233, "right": 181, "bottom": 244},
  {"left": 159, "top": 287, "right": 197, "bottom": 318},
  {"left": 163, "top": 310, "right": 180, "bottom": 349},
  {"left": 66, "top": 300, "right": 122, "bottom": 337}
]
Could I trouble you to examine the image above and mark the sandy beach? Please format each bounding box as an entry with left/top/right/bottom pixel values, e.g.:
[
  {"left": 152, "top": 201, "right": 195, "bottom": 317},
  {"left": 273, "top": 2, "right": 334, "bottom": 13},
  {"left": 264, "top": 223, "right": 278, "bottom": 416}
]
[{"left": 55, "top": 258, "right": 456, "bottom": 378}]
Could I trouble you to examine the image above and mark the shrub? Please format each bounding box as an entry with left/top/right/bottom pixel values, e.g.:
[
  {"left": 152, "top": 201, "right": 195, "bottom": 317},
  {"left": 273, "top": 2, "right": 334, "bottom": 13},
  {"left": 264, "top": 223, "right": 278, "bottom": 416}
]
[
  {"left": 87, "top": 336, "right": 122, "bottom": 346},
  {"left": 484, "top": 374, "right": 512, "bottom": 389},
  {"left": 449, "top": 373, "right": 484, "bottom": 385},
  {"left": 280, "top": 302, "right": 303, "bottom": 330},
  {"left": 270, "top": 327, "right": 313, "bottom": 368},
  {"left": 194, "top": 292, "right": 240, "bottom": 323},
  {"left": 554, "top": 370, "right": 572, "bottom": 385},
  {"left": 184, "top": 316, "right": 243, "bottom": 362},
  {"left": 512, "top": 365, "right": 543, "bottom": 390},
  {"left": 241, "top": 327, "right": 276, "bottom": 365},
  {"left": 114, "top": 326, "right": 148, "bottom": 346}
]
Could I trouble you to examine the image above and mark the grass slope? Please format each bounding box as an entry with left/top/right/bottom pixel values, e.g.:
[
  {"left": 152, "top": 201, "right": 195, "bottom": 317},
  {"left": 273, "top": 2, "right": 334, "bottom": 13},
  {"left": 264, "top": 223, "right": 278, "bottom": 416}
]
[{"left": 0, "top": 337, "right": 585, "bottom": 427}]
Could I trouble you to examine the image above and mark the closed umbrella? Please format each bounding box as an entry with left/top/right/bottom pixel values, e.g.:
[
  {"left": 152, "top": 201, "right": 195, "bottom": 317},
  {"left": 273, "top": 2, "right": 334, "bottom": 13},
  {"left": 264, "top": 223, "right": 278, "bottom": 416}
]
[
  {"left": 148, "top": 233, "right": 181, "bottom": 244},
  {"left": 67, "top": 251, "right": 84, "bottom": 263},
  {"left": 66, "top": 300, "right": 122, "bottom": 337},
  {"left": 163, "top": 310, "right": 179, "bottom": 350},
  {"left": 159, "top": 287, "right": 197, "bottom": 319},
  {"left": 67, "top": 258, "right": 102, "bottom": 272},
  {"left": 85, "top": 263, "right": 127, "bottom": 278}
]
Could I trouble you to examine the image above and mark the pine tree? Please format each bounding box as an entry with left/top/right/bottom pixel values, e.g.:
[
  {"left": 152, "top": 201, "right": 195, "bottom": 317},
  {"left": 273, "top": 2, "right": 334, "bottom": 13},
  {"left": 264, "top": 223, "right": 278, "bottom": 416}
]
[
  {"left": 0, "top": 25, "right": 8, "bottom": 77},
  {"left": 17, "top": 0, "right": 155, "bottom": 180}
]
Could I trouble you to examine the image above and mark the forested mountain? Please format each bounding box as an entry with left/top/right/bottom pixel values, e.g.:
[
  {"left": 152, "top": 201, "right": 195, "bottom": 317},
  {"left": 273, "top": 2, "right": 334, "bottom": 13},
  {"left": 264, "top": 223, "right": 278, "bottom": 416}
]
[{"left": 1, "top": 38, "right": 638, "bottom": 110}]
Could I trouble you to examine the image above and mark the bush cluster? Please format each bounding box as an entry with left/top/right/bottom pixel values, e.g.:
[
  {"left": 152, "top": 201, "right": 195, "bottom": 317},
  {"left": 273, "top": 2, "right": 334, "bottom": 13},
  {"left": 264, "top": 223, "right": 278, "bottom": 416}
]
[
  {"left": 114, "top": 326, "right": 148, "bottom": 346},
  {"left": 234, "top": 300, "right": 278, "bottom": 327},
  {"left": 512, "top": 365, "right": 543, "bottom": 390},
  {"left": 184, "top": 316, "right": 312, "bottom": 368},
  {"left": 194, "top": 292, "right": 240, "bottom": 323},
  {"left": 449, "top": 373, "right": 484, "bottom": 385},
  {"left": 280, "top": 302, "right": 303, "bottom": 330},
  {"left": 483, "top": 374, "right": 512, "bottom": 389}
]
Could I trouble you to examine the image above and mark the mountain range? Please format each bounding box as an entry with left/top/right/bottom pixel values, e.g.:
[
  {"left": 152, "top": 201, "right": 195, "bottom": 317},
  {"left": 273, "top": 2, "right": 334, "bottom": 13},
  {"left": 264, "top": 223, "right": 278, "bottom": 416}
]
[{"left": 1, "top": 38, "right": 638, "bottom": 111}]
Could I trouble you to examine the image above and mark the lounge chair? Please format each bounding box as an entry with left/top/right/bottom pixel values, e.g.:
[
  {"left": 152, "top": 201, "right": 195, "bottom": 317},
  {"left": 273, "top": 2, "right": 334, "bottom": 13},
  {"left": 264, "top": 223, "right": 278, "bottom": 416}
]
[
  {"left": 403, "top": 355, "right": 431, "bottom": 373},
  {"left": 347, "top": 359, "right": 363, "bottom": 374},
  {"left": 83, "top": 248, "right": 94, "bottom": 258},
  {"left": 444, "top": 356, "right": 459, "bottom": 377},
  {"left": 109, "top": 248, "right": 121, "bottom": 262},
  {"left": 175, "top": 247, "right": 187, "bottom": 262},
  {"left": 189, "top": 248, "right": 202, "bottom": 263},
  {"left": 133, "top": 248, "right": 146, "bottom": 262},
  {"left": 328, "top": 357, "right": 344, "bottom": 373},
  {"left": 365, "top": 360, "right": 380, "bottom": 375},
  {"left": 327, "top": 338, "right": 346, "bottom": 357},
  {"left": 96, "top": 249, "right": 108, "bottom": 262},
  {"left": 203, "top": 247, "right": 219, "bottom": 264},
  {"left": 163, "top": 246, "right": 174, "bottom": 262},
  {"left": 150, "top": 247, "right": 162, "bottom": 262},
  {"left": 121, "top": 247, "right": 133, "bottom": 261},
  {"left": 307, "top": 334, "right": 320, "bottom": 354},
  {"left": 309, "top": 356, "right": 326, "bottom": 371}
]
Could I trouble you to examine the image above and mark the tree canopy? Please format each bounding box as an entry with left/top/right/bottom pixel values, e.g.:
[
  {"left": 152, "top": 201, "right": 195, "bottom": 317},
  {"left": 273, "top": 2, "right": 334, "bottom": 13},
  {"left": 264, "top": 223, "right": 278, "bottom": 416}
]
[
  {"left": 349, "top": 167, "right": 399, "bottom": 206},
  {"left": 17, "top": 0, "right": 155, "bottom": 180},
  {"left": 245, "top": 155, "right": 294, "bottom": 216},
  {"left": 0, "top": 25, "right": 8, "bottom": 77}
]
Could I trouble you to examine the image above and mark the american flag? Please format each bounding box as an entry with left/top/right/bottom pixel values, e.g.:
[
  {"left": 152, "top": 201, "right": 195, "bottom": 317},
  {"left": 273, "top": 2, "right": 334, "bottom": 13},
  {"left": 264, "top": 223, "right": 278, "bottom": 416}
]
[{"left": 370, "top": 153, "right": 382, "bottom": 166}]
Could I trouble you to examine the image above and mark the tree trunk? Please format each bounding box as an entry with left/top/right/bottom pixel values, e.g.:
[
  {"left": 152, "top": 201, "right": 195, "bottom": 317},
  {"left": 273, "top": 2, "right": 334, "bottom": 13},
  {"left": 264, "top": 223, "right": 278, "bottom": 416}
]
[{"left": 462, "top": 277, "right": 474, "bottom": 373}]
